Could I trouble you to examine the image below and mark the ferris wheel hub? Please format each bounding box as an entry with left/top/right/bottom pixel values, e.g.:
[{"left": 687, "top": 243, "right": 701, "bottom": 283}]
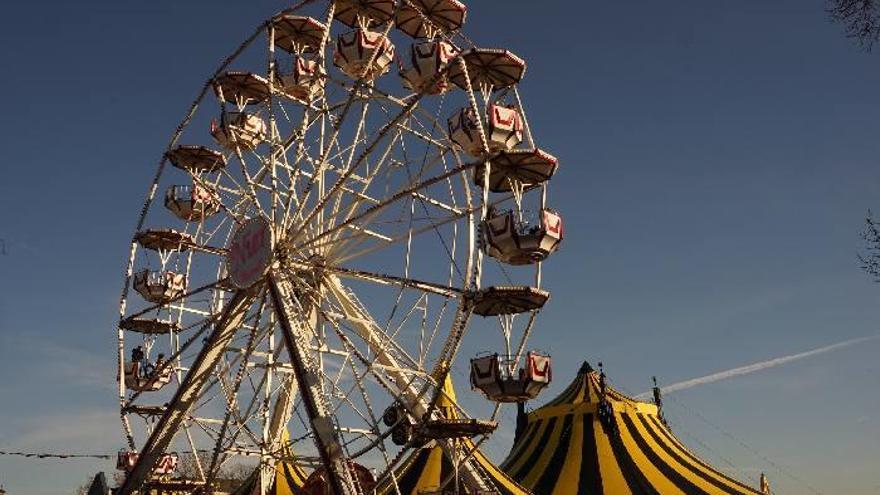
[{"left": 227, "top": 217, "right": 274, "bottom": 289}]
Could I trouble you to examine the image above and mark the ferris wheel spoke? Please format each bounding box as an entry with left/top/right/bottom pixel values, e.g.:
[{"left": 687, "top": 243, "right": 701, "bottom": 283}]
[
  {"left": 333, "top": 363, "right": 390, "bottom": 466},
  {"left": 318, "top": 299, "right": 432, "bottom": 430},
  {"left": 216, "top": 157, "right": 248, "bottom": 193},
  {"left": 321, "top": 369, "right": 379, "bottom": 434},
  {"left": 329, "top": 265, "right": 462, "bottom": 298},
  {"left": 197, "top": 371, "right": 287, "bottom": 484},
  {"left": 326, "top": 149, "right": 456, "bottom": 244},
  {"left": 188, "top": 174, "right": 247, "bottom": 227},
  {"left": 328, "top": 73, "right": 451, "bottom": 139},
  {"left": 420, "top": 298, "right": 452, "bottom": 369},
  {"left": 276, "top": 99, "right": 347, "bottom": 155},
  {"left": 328, "top": 189, "right": 462, "bottom": 268},
  {"left": 332, "top": 208, "right": 465, "bottom": 264},
  {"left": 295, "top": 160, "right": 477, "bottom": 257},
  {"left": 277, "top": 106, "right": 322, "bottom": 230},
  {"left": 284, "top": 100, "right": 406, "bottom": 241},
  {"left": 214, "top": 176, "right": 274, "bottom": 235},
  {"left": 323, "top": 277, "right": 431, "bottom": 402},
  {"left": 247, "top": 132, "right": 306, "bottom": 206},
  {"left": 325, "top": 130, "right": 404, "bottom": 235},
  {"left": 292, "top": 117, "right": 358, "bottom": 183},
  {"left": 328, "top": 295, "right": 424, "bottom": 375},
  {"left": 322, "top": 107, "right": 378, "bottom": 236},
  {"left": 226, "top": 146, "right": 269, "bottom": 219},
  {"left": 290, "top": 57, "right": 456, "bottom": 244},
  {"left": 189, "top": 317, "right": 280, "bottom": 410},
  {"left": 370, "top": 97, "right": 452, "bottom": 153},
  {"left": 207, "top": 343, "right": 296, "bottom": 459},
  {"left": 335, "top": 183, "right": 522, "bottom": 265},
  {"left": 189, "top": 364, "right": 262, "bottom": 441},
  {"left": 396, "top": 119, "right": 452, "bottom": 151},
  {"left": 285, "top": 73, "right": 372, "bottom": 240}
]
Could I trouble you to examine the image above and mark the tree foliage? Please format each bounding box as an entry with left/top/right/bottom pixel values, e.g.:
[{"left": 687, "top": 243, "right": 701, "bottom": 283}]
[
  {"left": 858, "top": 210, "right": 880, "bottom": 280},
  {"left": 828, "top": 0, "right": 880, "bottom": 50}
]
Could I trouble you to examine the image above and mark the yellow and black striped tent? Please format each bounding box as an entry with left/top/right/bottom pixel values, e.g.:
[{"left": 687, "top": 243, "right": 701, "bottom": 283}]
[
  {"left": 375, "top": 376, "right": 530, "bottom": 495},
  {"left": 501, "top": 362, "right": 763, "bottom": 495},
  {"left": 376, "top": 438, "right": 531, "bottom": 495}
]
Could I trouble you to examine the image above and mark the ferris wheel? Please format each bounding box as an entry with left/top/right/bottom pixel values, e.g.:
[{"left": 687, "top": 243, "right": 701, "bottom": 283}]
[{"left": 114, "top": 0, "right": 563, "bottom": 493}]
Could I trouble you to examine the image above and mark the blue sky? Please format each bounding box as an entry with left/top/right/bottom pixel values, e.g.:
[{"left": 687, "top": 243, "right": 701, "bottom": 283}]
[{"left": 1, "top": 0, "right": 879, "bottom": 493}]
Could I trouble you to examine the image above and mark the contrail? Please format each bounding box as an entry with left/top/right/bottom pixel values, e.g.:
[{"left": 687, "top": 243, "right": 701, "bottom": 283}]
[{"left": 636, "top": 334, "right": 880, "bottom": 399}]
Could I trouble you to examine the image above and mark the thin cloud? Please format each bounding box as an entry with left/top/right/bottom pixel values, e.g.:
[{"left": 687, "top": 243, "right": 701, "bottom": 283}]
[
  {"left": 5, "top": 409, "right": 120, "bottom": 451},
  {"left": 3, "top": 333, "right": 115, "bottom": 392},
  {"left": 636, "top": 334, "right": 880, "bottom": 399}
]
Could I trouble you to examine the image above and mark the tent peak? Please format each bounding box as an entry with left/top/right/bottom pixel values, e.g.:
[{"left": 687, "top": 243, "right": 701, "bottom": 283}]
[{"left": 578, "top": 361, "right": 593, "bottom": 374}]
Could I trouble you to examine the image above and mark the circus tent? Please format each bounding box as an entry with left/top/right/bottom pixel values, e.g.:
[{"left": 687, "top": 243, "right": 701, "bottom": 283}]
[{"left": 500, "top": 362, "right": 766, "bottom": 495}]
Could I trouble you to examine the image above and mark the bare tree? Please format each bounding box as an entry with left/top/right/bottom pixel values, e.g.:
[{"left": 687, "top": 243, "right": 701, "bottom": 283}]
[
  {"left": 176, "top": 451, "right": 210, "bottom": 481},
  {"left": 175, "top": 451, "right": 253, "bottom": 483},
  {"left": 72, "top": 477, "right": 91, "bottom": 495},
  {"left": 858, "top": 210, "right": 880, "bottom": 280},
  {"left": 828, "top": 0, "right": 880, "bottom": 50},
  {"left": 100, "top": 454, "right": 253, "bottom": 494},
  {"left": 222, "top": 463, "right": 255, "bottom": 484}
]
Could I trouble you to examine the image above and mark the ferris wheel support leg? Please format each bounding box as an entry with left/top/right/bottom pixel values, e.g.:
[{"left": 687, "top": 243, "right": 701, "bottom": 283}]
[
  {"left": 117, "top": 287, "right": 258, "bottom": 495},
  {"left": 268, "top": 272, "right": 358, "bottom": 495}
]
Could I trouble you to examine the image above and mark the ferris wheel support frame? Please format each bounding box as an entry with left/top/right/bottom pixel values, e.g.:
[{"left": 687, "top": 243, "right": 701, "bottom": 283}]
[
  {"left": 269, "top": 271, "right": 358, "bottom": 495},
  {"left": 117, "top": 287, "right": 258, "bottom": 495}
]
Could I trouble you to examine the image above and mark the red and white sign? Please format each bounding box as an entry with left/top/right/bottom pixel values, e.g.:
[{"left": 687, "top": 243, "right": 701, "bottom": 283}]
[{"left": 227, "top": 217, "right": 273, "bottom": 289}]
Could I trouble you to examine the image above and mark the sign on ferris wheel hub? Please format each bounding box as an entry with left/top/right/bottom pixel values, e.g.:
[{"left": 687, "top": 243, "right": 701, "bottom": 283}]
[{"left": 227, "top": 217, "right": 273, "bottom": 289}]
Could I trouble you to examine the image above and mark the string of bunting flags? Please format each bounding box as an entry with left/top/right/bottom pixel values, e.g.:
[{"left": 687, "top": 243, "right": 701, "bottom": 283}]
[{"left": 0, "top": 450, "right": 113, "bottom": 460}]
